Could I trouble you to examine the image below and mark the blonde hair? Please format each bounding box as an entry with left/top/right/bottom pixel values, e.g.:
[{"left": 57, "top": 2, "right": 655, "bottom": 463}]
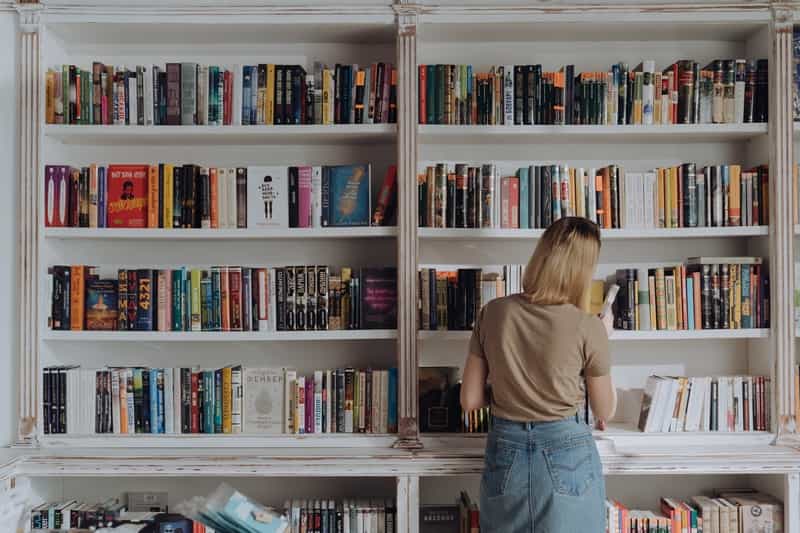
[{"left": 522, "top": 217, "right": 601, "bottom": 309}]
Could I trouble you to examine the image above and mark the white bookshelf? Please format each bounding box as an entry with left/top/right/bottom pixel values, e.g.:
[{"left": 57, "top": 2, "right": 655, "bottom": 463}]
[{"left": 7, "top": 2, "right": 800, "bottom": 532}]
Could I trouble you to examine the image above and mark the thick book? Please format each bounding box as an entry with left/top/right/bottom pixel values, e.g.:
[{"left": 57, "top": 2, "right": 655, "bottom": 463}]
[
  {"left": 243, "top": 367, "right": 284, "bottom": 434},
  {"left": 85, "top": 278, "right": 118, "bottom": 331},
  {"left": 323, "top": 164, "right": 371, "bottom": 226}
]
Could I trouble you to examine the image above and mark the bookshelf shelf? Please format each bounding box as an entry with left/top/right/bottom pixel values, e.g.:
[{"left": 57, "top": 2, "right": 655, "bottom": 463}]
[
  {"left": 418, "top": 227, "right": 769, "bottom": 240},
  {"left": 418, "top": 329, "right": 769, "bottom": 341},
  {"left": 41, "top": 330, "right": 398, "bottom": 342},
  {"left": 42, "top": 124, "right": 397, "bottom": 146},
  {"left": 417, "top": 123, "right": 768, "bottom": 145},
  {"left": 43, "top": 227, "right": 398, "bottom": 240},
  {"left": 38, "top": 434, "right": 398, "bottom": 449}
]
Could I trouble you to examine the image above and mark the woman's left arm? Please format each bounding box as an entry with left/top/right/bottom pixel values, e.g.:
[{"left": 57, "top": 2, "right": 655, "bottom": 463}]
[{"left": 460, "top": 352, "right": 489, "bottom": 412}]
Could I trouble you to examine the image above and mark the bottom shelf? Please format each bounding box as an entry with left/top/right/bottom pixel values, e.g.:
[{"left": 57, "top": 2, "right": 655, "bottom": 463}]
[{"left": 38, "top": 433, "right": 398, "bottom": 448}]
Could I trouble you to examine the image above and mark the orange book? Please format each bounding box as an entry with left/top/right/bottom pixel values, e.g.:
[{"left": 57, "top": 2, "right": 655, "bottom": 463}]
[
  {"left": 676, "top": 164, "right": 684, "bottom": 227},
  {"left": 210, "top": 167, "right": 219, "bottom": 229},
  {"left": 595, "top": 174, "right": 604, "bottom": 224},
  {"left": 119, "top": 371, "right": 128, "bottom": 434},
  {"left": 729, "top": 165, "right": 741, "bottom": 226},
  {"left": 656, "top": 168, "right": 665, "bottom": 227},
  {"left": 602, "top": 167, "right": 612, "bottom": 228},
  {"left": 692, "top": 271, "right": 702, "bottom": 329},
  {"left": 45, "top": 70, "right": 55, "bottom": 124},
  {"left": 680, "top": 264, "right": 688, "bottom": 330},
  {"left": 660, "top": 498, "right": 682, "bottom": 533},
  {"left": 220, "top": 267, "right": 230, "bottom": 331},
  {"left": 147, "top": 165, "right": 159, "bottom": 228},
  {"left": 418, "top": 65, "right": 427, "bottom": 124},
  {"left": 70, "top": 265, "right": 85, "bottom": 330}
]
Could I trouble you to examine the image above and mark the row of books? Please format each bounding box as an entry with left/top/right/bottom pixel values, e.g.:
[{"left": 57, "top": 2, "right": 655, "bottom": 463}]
[
  {"left": 613, "top": 258, "right": 769, "bottom": 331},
  {"left": 47, "top": 265, "right": 397, "bottom": 332},
  {"left": 44, "top": 61, "right": 397, "bottom": 126},
  {"left": 418, "top": 162, "right": 769, "bottom": 230},
  {"left": 419, "top": 59, "right": 769, "bottom": 125},
  {"left": 42, "top": 365, "right": 398, "bottom": 436},
  {"left": 44, "top": 163, "right": 396, "bottom": 230},
  {"left": 419, "top": 367, "right": 491, "bottom": 433},
  {"left": 418, "top": 266, "right": 522, "bottom": 331},
  {"left": 606, "top": 491, "right": 782, "bottom": 533},
  {"left": 30, "top": 496, "right": 128, "bottom": 530},
  {"left": 284, "top": 499, "right": 397, "bottom": 533},
  {"left": 419, "top": 492, "right": 479, "bottom": 533},
  {"left": 637, "top": 375, "right": 771, "bottom": 433}
]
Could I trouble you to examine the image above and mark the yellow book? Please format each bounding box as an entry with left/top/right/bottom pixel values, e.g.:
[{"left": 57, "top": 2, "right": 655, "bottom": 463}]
[
  {"left": 222, "top": 366, "right": 233, "bottom": 433},
  {"left": 674, "top": 265, "right": 683, "bottom": 330},
  {"left": 265, "top": 64, "right": 276, "bottom": 125},
  {"left": 588, "top": 279, "right": 605, "bottom": 315},
  {"left": 163, "top": 164, "right": 174, "bottom": 229},
  {"left": 648, "top": 274, "right": 657, "bottom": 329},
  {"left": 653, "top": 72, "right": 662, "bottom": 124},
  {"left": 191, "top": 269, "right": 202, "bottom": 331},
  {"left": 46, "top": 70, "right": 55, "bottom": 124},
  {"left": 569, "top": 168, "right": 577, "bottom": 218},
  {"left": 147, "top": 165, "right": 159, "bottom": 228},
  {"left": 634, "top": 279, "right": 640, "bottom": 330},
  {"left": 322, "top": 69, "right": 332, "bottom": 125},
  {"left": 655, "top": 267, "right": 667, "bottom": 330},
  {"left": 729, "top": 165, "right": 741, "bottom": 226}
]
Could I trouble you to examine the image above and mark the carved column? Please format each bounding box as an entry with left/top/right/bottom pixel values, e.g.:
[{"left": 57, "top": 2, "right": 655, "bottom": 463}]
[
  {"left": 393, "top": 4, "right": 422, "bottom": 450},
  {"left": 15, "top": 2, "right": 42, "bottom": 446},
  {"left": 770, "top": 7, "right": 797, "bottom": 442}
]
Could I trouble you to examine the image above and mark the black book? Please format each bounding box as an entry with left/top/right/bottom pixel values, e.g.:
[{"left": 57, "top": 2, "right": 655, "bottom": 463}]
[
  {"left": 755, "top": 59, "right": 768, "bottom": 123},
  {"left": 95, "top": 370, "right": 103, "bottom": 433},
  {"left": 700, "top": 264, "right": 713, "bottom": 329},
  {"left": 454, "top": 164, "right": 467, "bottom": 228},
  {"left": 446, "top": 171, "right": 456, "bottom": 228},
  {"left": 564, "top": 64, "right": 575, "bottom": 125},
  {"left": 711, "top": 264, "right": 721, "bottom": 329},
  {"left": 429, "top": 268, "right": 437, "bottom": 331},
  {"left": 126, "top": 270, "right": 138, "bottom": 331},
  {"left": 360, "top": 267, "right": 397, "bottom": 329},
  {"left": 199, "top": 167, "right": 211, "bottom": 229},
  {"left": 467, "top": 166, "right": 478, "bottom": 228},
  {"left": 531, "top": 166, "right": 540, "bottom": 229},
  {"left": 541, "top": 165, "right": 552, "bottom": 227},
  {"left": 43, "top": 368, "right": 51, "bottom": 434},
  {"left": 295, "top": 265, "right": 306, "bottom": 331},
  {"left": 610, "top": 165, "right": 620, "bottom": 228},
  {"left": 236, "top": 167, "right": 247, "bottom": 229},
  {"left": 289, "top": 166, "right": 299, "bottom": 227},
  {"left": 276, "top": 267, "right": 286, "bottom": 331},
  {"left": 141, "top": 369, "right": 151, "bottom": 433},
  {"left": 336, "top": 369, "right": 345, "bottom": 432},
  {"left": 172, "top": 165, "right": 182, "bottom": 228},
  {"left": 275, "top": 65, "right": 285, "bottom": 125},
  {"left": 79, "top": 167, "right": 89, "bottom": 227},
  {"left": 720, "top": 264, "right": 730, "bottom": 329},
  {"left": 181, "top": 368, "right": 191, "bottom": 433}
]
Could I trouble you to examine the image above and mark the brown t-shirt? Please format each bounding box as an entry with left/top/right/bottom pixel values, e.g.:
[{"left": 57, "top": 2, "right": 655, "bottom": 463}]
[{"left": 469, "top": 294, "right": 610, "bottom": 422}]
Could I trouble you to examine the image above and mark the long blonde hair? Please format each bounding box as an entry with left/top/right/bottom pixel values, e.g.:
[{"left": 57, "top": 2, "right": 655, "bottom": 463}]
[{"left": 522, "top": 217, "right": 601, "bottom": 309}]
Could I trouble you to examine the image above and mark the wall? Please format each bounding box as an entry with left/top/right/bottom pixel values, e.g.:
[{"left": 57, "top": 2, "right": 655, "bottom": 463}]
[{"left": 0, "top": 5, "right": 19, "bottom": 447}]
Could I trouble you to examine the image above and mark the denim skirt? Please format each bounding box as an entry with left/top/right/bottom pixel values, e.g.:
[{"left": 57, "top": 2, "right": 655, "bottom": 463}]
[{"left": 479, "top": 415, "right": 605, "bottom": 532}]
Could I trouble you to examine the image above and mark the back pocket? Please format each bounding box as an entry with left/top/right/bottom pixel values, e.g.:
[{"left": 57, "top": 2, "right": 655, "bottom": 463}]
[
  {"left": 481, "top": 434, "right": 519, "bottom": 498},
  {"left": 542, "top": 434, "right": 597, "bottom": 497}
]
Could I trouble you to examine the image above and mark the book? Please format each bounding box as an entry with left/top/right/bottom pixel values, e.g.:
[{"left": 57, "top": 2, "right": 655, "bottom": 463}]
[
  {"left": 243, "top": 367, "right": 284, "bottom": 434},
  {"left": 84, "top": 278, "right": 118, "bottom": 331},
  {"left": 106, "top": 164, "right": 148, "bottom": 228},
  {"left": 246, "top": 166, "right": 289, "bottom": 228},
  {"left": 323, "top": 164, "right": 371, "bottom": 226}
]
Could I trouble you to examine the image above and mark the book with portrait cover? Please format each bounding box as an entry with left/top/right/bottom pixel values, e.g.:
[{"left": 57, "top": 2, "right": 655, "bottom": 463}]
[
  {"left": 246, "top": 166, "right": 288, "bottom": 228},
  {"left": 107, "top": 164, "right": 148, "bottom": 228},
  {"left": 323, "top": 164, "right": 371, "bottom": 226},
  {"left": 243, "top": 367, "right": 284, "bottom": 434},
  {"left": 85, "top": 278, "right": 118, "bottom": 330}
]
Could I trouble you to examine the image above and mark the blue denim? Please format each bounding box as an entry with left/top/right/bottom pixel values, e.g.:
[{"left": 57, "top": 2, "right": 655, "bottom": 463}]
[{"left": 480, "top": 416, "right": 605, "bottom": 532}]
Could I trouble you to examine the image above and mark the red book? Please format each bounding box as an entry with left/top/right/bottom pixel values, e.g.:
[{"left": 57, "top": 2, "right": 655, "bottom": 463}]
[
  {"left": 500, "top": 176, "right": 520, "bottom": 229},
  {"left": 372, "top": 164, "right": 397, "bottom": 226},
  {"left": 190, "top": 371, "right": 200, "bottom": 433},
  {"left": 229, "top": 267, "right": 243, "bottom": 331},
  {"left": 298, "top": 166, "right": 313, "bottom": 228},
  {"left": 210, "top": 167, "right": 219, "bottom": 229},
  {"left": 107, "top": 164, "right": 148, "bottom": 228},
  {"left": 418, "top": 65, "right": 426, "bottom": 124}
]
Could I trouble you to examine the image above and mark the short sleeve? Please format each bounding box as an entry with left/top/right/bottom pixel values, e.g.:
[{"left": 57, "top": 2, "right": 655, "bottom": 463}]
[
  {"left": 582, "top": 314, "right": 610, "bottom": 377},
  {"left": 468, "top": 306, "right": 486, "bottom": 359}
]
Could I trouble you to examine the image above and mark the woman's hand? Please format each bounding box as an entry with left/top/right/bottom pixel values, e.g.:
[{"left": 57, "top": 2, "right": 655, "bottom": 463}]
[
  {"left": 594, "top": 418, "right": 607, "bottom": 431},
  {"left": 600, "top": 312, "right": 614, "bottom": 337}
]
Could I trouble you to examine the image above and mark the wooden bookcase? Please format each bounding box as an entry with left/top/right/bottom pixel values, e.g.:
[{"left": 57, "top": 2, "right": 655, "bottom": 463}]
[{"left": 6, "top": 1, "right": 800, "bottom": 532}]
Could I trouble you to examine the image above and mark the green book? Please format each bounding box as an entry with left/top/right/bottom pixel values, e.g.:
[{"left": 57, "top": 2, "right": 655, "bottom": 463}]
[{"left": 518, "top": 166, "right": 530, "bottom": 229}]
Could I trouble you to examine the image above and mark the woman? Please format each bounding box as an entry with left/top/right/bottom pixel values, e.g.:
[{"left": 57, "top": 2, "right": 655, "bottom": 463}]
[{"left": 461, "top": 216, "right": 616, "bottom": 533}]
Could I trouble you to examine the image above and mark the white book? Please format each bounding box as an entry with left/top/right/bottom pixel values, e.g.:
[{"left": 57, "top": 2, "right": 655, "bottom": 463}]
[
  {"left": 89, "top": 370, "right": 98, "bottom": 434},
  {"left": 733, "top": 375, "right": 743, "bottom": 432},
  {"left": 232, "top": 64, "right": 242, "bottom": 126},
  {"left": 638, "top": 376, "right": 660, "bottom": 432},
  {"left": 126, "top": 369, "right": 135, "bottom": 434},
  {"left": 143, "top": 67, "right": 153, "bottom": 126},
  {"left": 163, "top": 368, "right": 173, "bottom": 434},
  {"left": 642, "top": 60, "right": 655, "bottom": 125},
  {"left": 268, "top": 268, "right": 277, "bottom": 332},
  {"left": 243, "top": 367, "right": 284, "bottom": 434},
  {"left": 659, "top": 378, "right": 680, "bottom": 433},
  {"left": 636, "top": 268, "right": 651, "bottom": 330},
  {"left": 718, "top": 377, "right": 728, "bottom": 432},
  {"left": 111, "top": 370, "right": 121, "bottom": 434},
  {"left": 644, "top": 172, "right": 657, "bottom": 228},
  {"left": 296, "top": 376, "right": 306, "bottom": 434},
  {"left": 503, "top": 65, "right": 514, "bottom": 125},
  {"left": 231, "top": 365, "right": 243, "bottom": 434},
  {"left": 312, "top": 166, "right": 323, "bottom": 228},
  {"left": 173, "top": 367, "right": 182, "bottom": 434},
  {"left": 314, "top": 370, "right": 323, "bottom": 434},
  {"left": 216, "top": 167, "right": 228, "bottom": 228},
  {"left": 683, "top": 377, "right": 702, "bottom": 432},
  {"left": 247, "top": 166, "right": 289, "bottom": 228},
  {"left": 587, "top": 168, "right": 597, "bottom": 224},
  {"left": 199, "top": 66, "right": 208, "bottom": 125}
]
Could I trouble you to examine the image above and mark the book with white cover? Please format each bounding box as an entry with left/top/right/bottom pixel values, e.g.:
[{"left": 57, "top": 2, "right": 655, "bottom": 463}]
[
  {"left": 247, "top": 166, "right": 289, "bottom": 228},
  {"left": 243, "top": 367, "right": 284, "bottom": 434}
]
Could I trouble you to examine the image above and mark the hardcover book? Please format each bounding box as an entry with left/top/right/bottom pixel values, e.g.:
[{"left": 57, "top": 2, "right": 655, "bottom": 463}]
[
  {"left": 360, "top": 267, "right": 397, "bottom": 329},
  {"left": 44, "top": 165, "right": 70, "bottom": 227},
  {"left": 243, "top": 367, "right": 284, "bottom": 434},
  {"left": 85, "top": 278, "right": 118, "bottom": 331},
  {"left": 323, "top": 164, "right": 371, "bottom": 226},
  {"left": 246, "top": 166, "right": 288, "bottom": 228},
  {"left": 107, "top": 164, "right": 148, "bottom": 228}
]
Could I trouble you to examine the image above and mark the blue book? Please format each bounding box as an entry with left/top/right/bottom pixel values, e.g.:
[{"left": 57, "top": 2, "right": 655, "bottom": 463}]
[
  {"left": 518, "top": 167, "right": 530, "bottom": 229},
  {"left": 242, "top": 66, "right": 252, "bottom": 125},
  {"left": 722, "top": 165, "right": 730, "bottom": 225},
  {"left": 323, "top": 164, "right": 371, "bottom": 226},
  {"left": 388, "top": 367, "right": 398, "bottom": 433},
  {"left": 211, "top": 268, "right": 221, "bottom": 331},
  {"left": 157, "top": 368, "right": 165, "bottom": 434},
  {"left": 204, "top": 370, "right": 215, "bottom": 434},
  {"left": 686, "top": 277, "right": 695, "bottom": 330},
  {"left": 551, "top": 165, "right": 561, "bottom": 221},
  {"left": 214, "top": 368, "right": 223, "bottom": 433},
  {"left": 149, "top": 368, "right": 159, "bottom": 434},
  {"left": 182, "top": 268, "right": 190, "bottom": 332},
  {"left": 742, "top": 264, "right": 751, "bottom": 329},
  {"left": 171, "top": 269, "right": 182, "bottom": 331}
]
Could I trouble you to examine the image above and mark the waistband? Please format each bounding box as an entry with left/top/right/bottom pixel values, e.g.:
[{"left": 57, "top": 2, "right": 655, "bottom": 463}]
[{"left": 491, "top": 413, "right": 581, "bottom": 431}]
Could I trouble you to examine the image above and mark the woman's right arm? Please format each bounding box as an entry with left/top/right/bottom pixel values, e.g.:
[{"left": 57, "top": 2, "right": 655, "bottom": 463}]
[{"left": 585, "top": 312, "right": 617, "bottom": 425}]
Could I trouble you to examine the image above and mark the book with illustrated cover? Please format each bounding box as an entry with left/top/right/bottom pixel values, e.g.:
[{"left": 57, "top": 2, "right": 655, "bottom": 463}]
[
  {"left": 44, "top": 165, "right": 70, "bottom": 227},
  {"left": 323, "top": 164, "right": 371, "bottom": 226},
  {"left": 107, "top": 164, "right": 148, "bottom": 228},
  {"left": 247, "top": 166, "right": 288, "bottom": 228},
  {"left": 85, "top": 278, "right": 118, "bottom": 330},
  {"left": 243, "top": 367, "right": 284, "bottom": 434},
  {"left": 360, "top": 268, "right": 397, "bottom": 329}
]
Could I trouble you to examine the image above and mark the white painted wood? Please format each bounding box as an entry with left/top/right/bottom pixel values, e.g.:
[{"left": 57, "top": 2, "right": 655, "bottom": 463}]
[
  {"left": 39, "top": 434, "right": 398, "bottom": 448},
  {"left": 41, "top": 329, "right": 398, "bottom": 342},
  {"left": 785, "top": 473, "right": 800, "bottom": 533},
  {"left": 44, "top": 124, "right": 397, "bottom": 146},
  {"left": 419, "top": 123, "right": 768, "bottom": 144},
  {"left": 419, "top": 227, "right": 770, "bottom": 240},
  {"left": 419, "top": 329, "right": 770, "bottom": 341},
  {"left": 44, "top": 227, "right": 398, "bottom": 240}
]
